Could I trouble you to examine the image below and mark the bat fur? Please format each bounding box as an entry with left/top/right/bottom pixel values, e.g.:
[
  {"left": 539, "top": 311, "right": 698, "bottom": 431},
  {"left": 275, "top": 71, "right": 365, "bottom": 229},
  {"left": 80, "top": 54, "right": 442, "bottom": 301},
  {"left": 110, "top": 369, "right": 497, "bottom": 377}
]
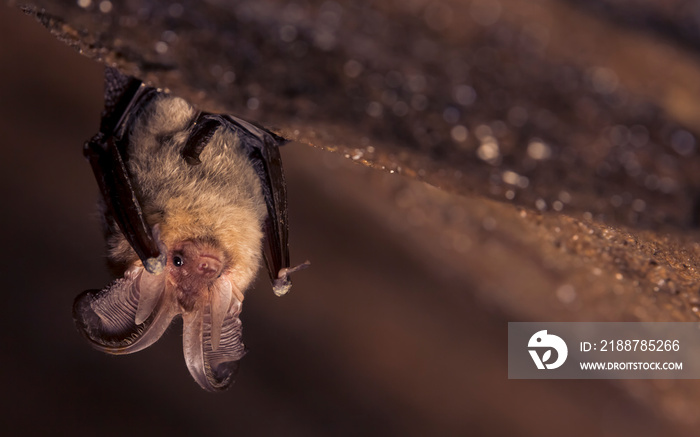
[{"left": 106, "top": 95, "right": 267, "bottom": 295}]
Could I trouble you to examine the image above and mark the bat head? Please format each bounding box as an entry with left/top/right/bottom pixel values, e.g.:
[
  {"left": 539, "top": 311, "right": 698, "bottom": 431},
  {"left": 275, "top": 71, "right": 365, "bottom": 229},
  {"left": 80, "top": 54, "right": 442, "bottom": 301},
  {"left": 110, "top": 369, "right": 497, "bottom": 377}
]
[{"left": 168, "top": 239, "right": 226, "bottom": 311}]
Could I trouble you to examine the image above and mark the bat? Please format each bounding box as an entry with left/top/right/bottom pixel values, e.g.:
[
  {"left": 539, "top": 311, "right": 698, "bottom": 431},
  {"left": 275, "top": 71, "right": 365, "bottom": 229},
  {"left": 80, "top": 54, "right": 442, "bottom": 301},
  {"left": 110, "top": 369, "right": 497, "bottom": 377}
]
[{"left": 73, "top": 68, "right": 309, "bottom": 392}]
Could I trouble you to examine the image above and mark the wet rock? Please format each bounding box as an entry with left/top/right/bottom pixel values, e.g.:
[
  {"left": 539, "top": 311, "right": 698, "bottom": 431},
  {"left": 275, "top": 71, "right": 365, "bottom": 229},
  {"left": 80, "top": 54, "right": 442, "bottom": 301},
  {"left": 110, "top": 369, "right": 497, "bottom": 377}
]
[{"left": 16, "top": 0, "right": 700, "bottom": 230}]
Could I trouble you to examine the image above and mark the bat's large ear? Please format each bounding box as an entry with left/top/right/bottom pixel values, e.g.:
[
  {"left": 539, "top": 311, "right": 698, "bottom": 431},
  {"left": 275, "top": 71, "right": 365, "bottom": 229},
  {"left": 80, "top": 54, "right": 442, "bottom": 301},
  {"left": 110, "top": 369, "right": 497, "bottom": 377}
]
[
  {"left": 182, "top": 277, "right": 246, "bottom": 391},
  {"left": 73, "top": 267, "right": 177, "bottom": 354}
]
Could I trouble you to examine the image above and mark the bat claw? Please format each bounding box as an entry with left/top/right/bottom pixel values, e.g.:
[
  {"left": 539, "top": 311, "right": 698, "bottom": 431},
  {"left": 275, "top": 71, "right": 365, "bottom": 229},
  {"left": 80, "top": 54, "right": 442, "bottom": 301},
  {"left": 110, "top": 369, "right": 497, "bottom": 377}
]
[
  {"left": 144, "top": 252, "right": 167, "bottom": 275},
  {"left": 143, "top": 225, "right": 168, "bottom": 274},
  {"left": 272, "top": 260, "right": 311, "bottom": 297}
]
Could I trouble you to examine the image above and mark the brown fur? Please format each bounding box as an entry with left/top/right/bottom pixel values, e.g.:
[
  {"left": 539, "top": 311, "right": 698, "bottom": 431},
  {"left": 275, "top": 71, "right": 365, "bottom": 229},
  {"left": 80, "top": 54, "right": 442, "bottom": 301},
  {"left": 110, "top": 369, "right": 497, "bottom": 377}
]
[{"left": 106, "top": 95, "right": 267, "bottom": 293}]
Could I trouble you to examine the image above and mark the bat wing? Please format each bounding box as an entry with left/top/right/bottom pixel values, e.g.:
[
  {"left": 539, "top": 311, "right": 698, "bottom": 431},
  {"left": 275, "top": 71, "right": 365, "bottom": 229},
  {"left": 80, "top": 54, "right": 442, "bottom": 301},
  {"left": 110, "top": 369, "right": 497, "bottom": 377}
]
[
  {"left": 86, "top": 68, "right": 166, "bottom": 274},
  {"left": 225, "top": 115, "right": 294, "bottom": 296},
  {"left": 73, "top": 267, "right": 177, "bottom": 354}
]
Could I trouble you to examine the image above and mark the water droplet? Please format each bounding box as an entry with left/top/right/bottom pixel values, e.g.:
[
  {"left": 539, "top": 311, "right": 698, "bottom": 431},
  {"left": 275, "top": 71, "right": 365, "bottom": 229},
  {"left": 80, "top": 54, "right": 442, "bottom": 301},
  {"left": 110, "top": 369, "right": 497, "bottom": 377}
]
[
  {"left": 407, "top": 74, "right": 427, "bottom": 93},
  {"left": 501, "top": 170, "right": 520, "bottom": 185},
  {"left": 155, "top": 41, "right": 168, "bottom": 54},
  {"left": 451, "top": 125, "right": 468, "bottom": 142},
  {"left": 443, "top": 107, "right": 460, "bottom": 124},
  {"left": 632, "top": 199, "right": 646, "bottom": 212},
  {"left": 314, "top": 29, "right": 337, "bottom": 51},
  {"left": 477, "top": 139, "right": 500, "bottom": 164},
  {"left": 98, "top": 0, "right": 112, "bottom": 13},
  {"left": 474, "top": 124, "right": 492, "bottom": 140},
  {"left": 222, "top": 71, "right": 236, "bottom": 84},
  {"left": 343, "top": 60, "right": 363, "bottom": 78},
  {"left": 454, "top": 85, "right": 477, "bottom": 106},
  {"left": 366, "top": 101, "right": 383, "bottom": 118},
  {"left": 671, "top": 129, "right": 696, "bottom": 156},
  {"left": 556, "top": 284, "right": 576, "bottom": 304},
  {"left": 482, "top": 216, "right": 497, "bottom": 231},
  {"left": 168, "top": 3, "right": 184, "bottom": 18},
  {"left": 162, "top": 30, "right": 178, "bottom": 43},
  {"left": 247, "top": 98, "right": 260, "bottom": 110},
  {"left": 527, "top": 139, "right": 551, "bottom": 160}
]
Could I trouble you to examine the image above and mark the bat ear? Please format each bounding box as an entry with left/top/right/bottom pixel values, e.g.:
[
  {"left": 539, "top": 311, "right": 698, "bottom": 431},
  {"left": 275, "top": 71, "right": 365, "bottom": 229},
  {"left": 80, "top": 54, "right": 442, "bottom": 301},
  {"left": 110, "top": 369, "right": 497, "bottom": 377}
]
[
  {"left": 182, "top": 277, "right": 246, "bottom": 391},
  {"left": 73, "top": 267, "right": 178, "bottom": 354}
]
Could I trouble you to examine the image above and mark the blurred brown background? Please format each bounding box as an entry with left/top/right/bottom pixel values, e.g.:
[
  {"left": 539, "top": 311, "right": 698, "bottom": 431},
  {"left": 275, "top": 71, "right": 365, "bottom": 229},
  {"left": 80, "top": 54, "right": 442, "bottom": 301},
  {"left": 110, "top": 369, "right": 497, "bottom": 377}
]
[{"left": 2, "top": 2, "right": 700, "bottom": 437}]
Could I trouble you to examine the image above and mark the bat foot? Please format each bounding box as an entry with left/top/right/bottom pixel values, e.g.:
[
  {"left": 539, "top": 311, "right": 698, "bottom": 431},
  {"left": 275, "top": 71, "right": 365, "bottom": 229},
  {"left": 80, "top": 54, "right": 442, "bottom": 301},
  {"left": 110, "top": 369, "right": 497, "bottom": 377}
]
[
  {"left": 144, "top": 252, "right": 167, "bottom": 275},
  {"left": 272, "top": 260, "right": 311, "bottom": 297}
]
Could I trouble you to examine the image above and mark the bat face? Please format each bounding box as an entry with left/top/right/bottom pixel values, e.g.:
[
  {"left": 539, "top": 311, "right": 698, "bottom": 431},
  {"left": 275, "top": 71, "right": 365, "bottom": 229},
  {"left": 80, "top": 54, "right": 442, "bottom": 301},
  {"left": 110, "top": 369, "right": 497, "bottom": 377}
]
[
  {"left": 74, "top": 68, "right": 308, "bottom": 391},
  {"left": 168, "top": 239, "right": 227, "bottom": 310}
]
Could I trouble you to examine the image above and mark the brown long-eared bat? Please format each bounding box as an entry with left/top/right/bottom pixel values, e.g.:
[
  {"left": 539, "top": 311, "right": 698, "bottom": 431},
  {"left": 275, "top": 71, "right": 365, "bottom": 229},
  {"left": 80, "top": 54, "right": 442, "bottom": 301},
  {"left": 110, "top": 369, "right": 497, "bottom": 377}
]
[{"left": 74, "top": 68, "right": 308, "bottom": 392}]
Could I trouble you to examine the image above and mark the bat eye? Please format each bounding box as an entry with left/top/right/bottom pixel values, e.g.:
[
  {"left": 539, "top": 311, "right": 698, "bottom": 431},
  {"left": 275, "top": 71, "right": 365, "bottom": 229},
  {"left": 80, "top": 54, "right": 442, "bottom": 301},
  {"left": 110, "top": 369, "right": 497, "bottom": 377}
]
[{"left": 173, "top": 255, "right": 184, "bottom": 267}]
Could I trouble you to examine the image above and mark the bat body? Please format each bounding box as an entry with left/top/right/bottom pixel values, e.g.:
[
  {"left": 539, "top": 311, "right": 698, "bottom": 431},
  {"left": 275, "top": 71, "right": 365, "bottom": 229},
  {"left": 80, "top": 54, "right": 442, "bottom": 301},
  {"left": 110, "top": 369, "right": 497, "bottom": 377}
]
[
  {"left": 108, "top": 93, "right": 266, "bottom": 296},
  {"left": 74, "top": 69, "right": 307, "bottom": 391}
]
